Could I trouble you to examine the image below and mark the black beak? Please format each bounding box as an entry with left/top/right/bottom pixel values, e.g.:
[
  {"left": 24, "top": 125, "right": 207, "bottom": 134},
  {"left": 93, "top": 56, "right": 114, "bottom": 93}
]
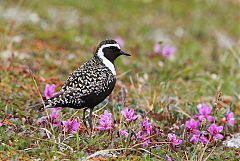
[{"left": 120, "top": 50, "right": 131, "bottom": 56}]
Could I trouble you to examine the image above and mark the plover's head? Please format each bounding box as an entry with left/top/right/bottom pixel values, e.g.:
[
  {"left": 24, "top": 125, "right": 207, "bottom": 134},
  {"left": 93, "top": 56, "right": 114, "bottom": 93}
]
[{"left": 95, "top": 39, "right": 130, "bottom": 63}]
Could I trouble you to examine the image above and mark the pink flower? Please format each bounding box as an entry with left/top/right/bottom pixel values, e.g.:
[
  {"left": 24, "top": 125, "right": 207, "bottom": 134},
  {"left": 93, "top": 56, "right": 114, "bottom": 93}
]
[
  {"left": 97, "top": 110, "right": 113, "bottom": 131},
  {"left": 114, "top": 36, "right": 125, "bottom": 48},
  {"left": 53, "top": 107, "right": 62, "bottom": 111},
  {"left": 62, "top": 119, "right": 80, "bottom": 134},
  {"left": 50, "top": 109, "right": 59, "bottom": 120},
  {"left": 190, "top": 134, "right": 199, "bottom": 144},
  {"left": 226, "top": 109, "right": 234, "bottom": 126},
  {"left": 137, "top": 131, "right": 150, "bottom": 147},
  {"left": 0, "top": 121, "right": 3, "bottom": 127},
  {"left": 161, "top": 45, "right": 176, "bottom": 58},
  {"left": 120, "top": 130, "right": 129, "bottom": 138},
  {"left": 153, "top": 42, "right": 161, "bottom": 53},
  {"left": 121, "top": 108, "right": 138, "bottom": 122},
  {"left": 136, "top": 118, "right": 152, "bottom": 148},
  {"left": 190, "top": 131, "right": 209, "bottom": 144},
  {"left": 186, "top": 118, "right": 199, "bottom": 134},
  {"left": 166, "top": 154, "right": 173, "bottom": 161},
  {"left": 199, "top": 132, "right": 209, "bottom": 144},
  {"left": 37, "top": 108, "right": 61, "bottom": 126},
  {"left": 50, "top": 109, "right": 61, "bottom": 127},
  {"left": 208, "top": 124, "right": 224, "bottom": 141},
  {"left": 197, "top": 104, "right": 214, "bottom": 122},
  {"left": 44, "top": 84, "right": 56, "bottom": 99},
  {"left": 168, "top": 133, "right": 182, "bottom": 147},
  {"left": 44, "top": 84, "right": 62, "bottom": 110},
  {"left": 141, "top": 117, "right": 152, "bottom": 136}
]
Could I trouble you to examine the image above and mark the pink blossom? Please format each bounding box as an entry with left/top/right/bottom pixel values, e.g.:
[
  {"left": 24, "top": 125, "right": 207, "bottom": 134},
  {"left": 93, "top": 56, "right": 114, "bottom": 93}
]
[
  {"left": 161, "top": 45, "right": 176, "bottom": 58},
  {"left": 50, "top": 109, "right": 61, "bottom": 127},
  {"left": 136, "top": 118, "right": 153, "bottom": 148},
  {"left": 199, "top": 137, "right": 209, "bottom": 144},
  {"left": 44, "top": 84, "right": 62, "bottom": 112},
  {"left": 166, "top": 154, "right": 173, "bottom": 161},
  {"left": 121, "top": 108, "right": 138, "bottom": 122},
  {"left": 199, "top": 132, "right": 209, "bottom": 144},
  {"left": 226, "top": 109, "right": 234, "bottom": 126},
  {"left": 114, "top": 36, "right": 125, "bottom": 48},
  {"left": 197, "top": 103, "right": 214, "bottom": 122},
  {"left": 0, "top": 121, "right": 2, "bottom": 127},
  {"left": 168, "top": 133, "right": 182, "bottom": 147},
  {"left": 208, "top": 124, "right": 224, "bottom": 141},
  {"left": 153, "top": 42, "right": 161, "bottom": 53},
  {"left": 120, "top": 130, "right": 129, "bottom": 138},
  {"left": 37, "top": 108, "right": 61, "bottom": 127},
  {"left": 190, "top": 134, "right": 199, "bottom": 144},
  {"left": 44, "top": 84, "right": 56, "bottom": 99},
  {"left": 97, "top": 110, "right": 113, "bottom": 131},
  {"left": 190, "top": 131, "right": 209, "bottom": 144},
  {"left": 137, "top": 131, "right": 150, "bottom": 147},
  {"left": 186, "top": 118, "right": 199, "bottom": 134},
  {"left": 141, "top": 117, "right": 152, "bottom": 136},
  {"left": 50, "top": 109, "right": 59, "bottom": 120},
  {"left": 53, "top": 107, "right": 62, "bottom": 111},
  {"left": 62, "top": 119, "right": 80, "bottom": 134}
]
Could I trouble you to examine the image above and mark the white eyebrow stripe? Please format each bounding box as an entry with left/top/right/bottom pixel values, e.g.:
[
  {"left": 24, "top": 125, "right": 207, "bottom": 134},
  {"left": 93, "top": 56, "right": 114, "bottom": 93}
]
[
  {"left": 98, "top": 43, "right": 121, "bottom": 52},
  {"left": 96, "top": 43, "right": 120, "bottom": 75}
]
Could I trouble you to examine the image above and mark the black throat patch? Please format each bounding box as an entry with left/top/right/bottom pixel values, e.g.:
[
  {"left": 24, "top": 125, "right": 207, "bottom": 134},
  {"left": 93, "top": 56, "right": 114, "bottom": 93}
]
[{"left": 102, "top": 46, "right": 121, "bottom": 63}]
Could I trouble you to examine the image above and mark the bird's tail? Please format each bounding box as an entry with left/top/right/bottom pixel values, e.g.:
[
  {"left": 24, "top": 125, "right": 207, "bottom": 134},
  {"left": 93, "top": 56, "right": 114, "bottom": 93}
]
[
  {"left": 28, "top": 91, "right": 65, "bottom": 111},
  {"left": 28, "top": 101, "right": 46, "bottom": 111}
]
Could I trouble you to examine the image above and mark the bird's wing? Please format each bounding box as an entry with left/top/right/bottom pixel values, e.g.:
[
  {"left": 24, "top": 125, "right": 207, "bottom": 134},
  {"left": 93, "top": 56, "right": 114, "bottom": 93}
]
[
  {"left": 45, "top": 88, "right": 86, "bottom": 108},
  {"left": 61, "top": 60, "right": 96, "bottom": 91},
  {"left": 61, "top": 59, "right": 114, "bottom": 94}
]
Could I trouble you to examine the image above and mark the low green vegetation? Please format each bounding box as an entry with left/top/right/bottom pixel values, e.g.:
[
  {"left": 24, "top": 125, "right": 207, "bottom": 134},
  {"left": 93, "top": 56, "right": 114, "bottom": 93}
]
[{"left": 0, "top": 0, "right": 239, "bottom": 160}]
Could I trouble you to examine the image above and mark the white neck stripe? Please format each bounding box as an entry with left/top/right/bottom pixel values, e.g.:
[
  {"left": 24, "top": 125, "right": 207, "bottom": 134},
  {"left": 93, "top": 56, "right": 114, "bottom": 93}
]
[{"left": 96, "top": 43, "right": 120, "bottom": 75}]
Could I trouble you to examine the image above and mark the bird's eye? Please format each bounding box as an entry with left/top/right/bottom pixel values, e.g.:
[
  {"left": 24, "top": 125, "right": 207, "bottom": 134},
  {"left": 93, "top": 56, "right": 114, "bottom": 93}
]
[
  {"left": 114, "top": 47, "right": 120, "bottom": 52},
  {"left": 109, "top": 46, "right": 120, "bottom": 52}
]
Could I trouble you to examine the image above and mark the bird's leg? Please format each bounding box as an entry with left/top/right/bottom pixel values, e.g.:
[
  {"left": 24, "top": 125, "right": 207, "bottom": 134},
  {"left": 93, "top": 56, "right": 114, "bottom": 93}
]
[
  {"left": 88, "top": 108, "right": 93, "bottom": 132},
  {"left": 82, "top": 108, "right": 88, "bottom": 129}
]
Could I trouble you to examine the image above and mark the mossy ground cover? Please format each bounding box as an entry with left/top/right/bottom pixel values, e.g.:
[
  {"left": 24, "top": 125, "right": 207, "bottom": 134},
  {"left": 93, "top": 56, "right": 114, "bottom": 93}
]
[{"left": 0, "top": 0, "right": 239, "bottom": 160}]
